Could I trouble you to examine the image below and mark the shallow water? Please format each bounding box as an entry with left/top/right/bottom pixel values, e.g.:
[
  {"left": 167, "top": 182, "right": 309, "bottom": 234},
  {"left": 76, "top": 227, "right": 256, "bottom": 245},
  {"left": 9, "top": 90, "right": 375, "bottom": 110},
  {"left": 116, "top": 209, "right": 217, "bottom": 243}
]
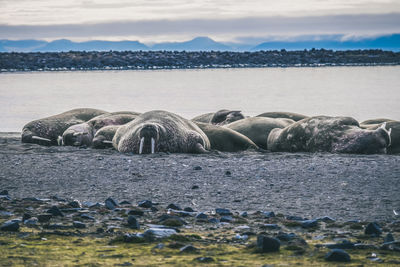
[{"left": 0, "top": 66, "right": 399, "bottom": 132}]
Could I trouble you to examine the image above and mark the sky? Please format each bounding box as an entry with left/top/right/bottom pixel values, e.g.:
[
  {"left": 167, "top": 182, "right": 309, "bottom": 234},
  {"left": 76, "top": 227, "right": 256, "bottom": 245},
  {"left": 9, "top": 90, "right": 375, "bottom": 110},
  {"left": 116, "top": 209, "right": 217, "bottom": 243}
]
[{"left": 1, "top": 0, "right": 400, "bottom": 43}]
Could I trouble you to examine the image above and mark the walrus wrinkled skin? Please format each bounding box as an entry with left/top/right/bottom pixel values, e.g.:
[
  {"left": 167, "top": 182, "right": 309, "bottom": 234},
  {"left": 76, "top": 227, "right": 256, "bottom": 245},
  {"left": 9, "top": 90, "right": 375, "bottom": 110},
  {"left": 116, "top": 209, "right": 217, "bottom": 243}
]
[
  {"left": 195, "top": 122, "right": 258, "bottom": 152},
  {"left": 360, "top": 119, "right": 399, "bottom": 154},
  {"left": 225, "top": 117, "right": 294, "bottom": 149},
  {"left": 21, "top": 108, "right": 107, "bottom": 146},
  {"left": 113, "top": 110, "right": 210, "bottom": 154},
  {"left": 92, "top": 125, "right": 121, "bottom": 149},
  {"left": 256, "top": 111, "right": 308, "bottom": 122},
  {"left": 192, "top": 109, "right": 245, "bottom": 125},
  {"left": 267, "top": 116, "right": 391, "bottom": 154},
  {"left": 62, "top": 112, "right": 139, "bottom": 146}
]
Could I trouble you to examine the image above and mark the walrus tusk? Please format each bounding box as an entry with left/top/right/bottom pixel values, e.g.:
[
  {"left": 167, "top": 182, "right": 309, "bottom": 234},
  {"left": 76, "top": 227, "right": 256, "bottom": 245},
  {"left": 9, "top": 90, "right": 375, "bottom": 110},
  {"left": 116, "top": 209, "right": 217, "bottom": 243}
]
[
  {"left": 380, "top": 122, "right": 387, "bottom": 130},
  {"left": 388, "top": 128, "right": 392, "bottom": 146},
  {"left": 57, "top": 136, "right": 63, "bottom": 146},
  {"left": 102, "top": 140, "right": 113, "bottom": 144},
  {"left": 31, "top": 136, "right": 52, "bottom": 143},
  {"left": 139, "top": 137, "right": 144, "bottom": 154},
  {"left": 151, "top": 137, "right": 155, "bottom": 154}
]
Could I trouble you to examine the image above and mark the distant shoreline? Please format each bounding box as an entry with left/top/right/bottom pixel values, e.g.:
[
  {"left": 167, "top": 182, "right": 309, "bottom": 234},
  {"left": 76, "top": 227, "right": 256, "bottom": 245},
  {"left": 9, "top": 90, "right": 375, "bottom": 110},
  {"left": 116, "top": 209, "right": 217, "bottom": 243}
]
[{"left": 1, "top": 49, "right": 399, "bottom": 73}]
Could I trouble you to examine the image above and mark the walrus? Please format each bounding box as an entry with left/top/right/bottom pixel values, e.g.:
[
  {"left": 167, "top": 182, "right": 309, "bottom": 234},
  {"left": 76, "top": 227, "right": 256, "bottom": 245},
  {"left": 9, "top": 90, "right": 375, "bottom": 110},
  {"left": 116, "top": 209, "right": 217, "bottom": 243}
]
[
  {"left": 62, "top": 112, "right": 139, "bottom": 146},
  {"left": 224, "top": 117, "right": 294, "bottom": 149},
  {"left": 360, "top": 119, "right": 399, "bottom": 154},
  {"left": 21, "top": 108, "right": 107, "bottom": 146},
  {"left": 192, "top": 109, "right": 245, "bottom": 125},
  {"left": 113, "top": 110, "right": 210, "bottom": 154},
  {"left": 92, "top": 125, "right": 121, "bottom": 149},
  {"left": 361, "top": 118, "right": 395, "bottom": 125},
  {"left": 256, "top": 111, "right": 308, "bottom": 121},
  {"left": 267, "top": 116, "right": 391, "bottom": 154},
  {"left": 194, "top": 122, "right": 258, "bottom": 152}
]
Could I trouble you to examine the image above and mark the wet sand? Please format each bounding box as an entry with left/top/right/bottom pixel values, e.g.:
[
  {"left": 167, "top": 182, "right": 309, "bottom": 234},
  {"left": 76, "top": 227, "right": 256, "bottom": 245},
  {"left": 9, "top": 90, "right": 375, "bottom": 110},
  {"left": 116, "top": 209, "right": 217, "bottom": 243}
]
[{"left": 1, "top": 132, "right": 399, "bottom": 222}]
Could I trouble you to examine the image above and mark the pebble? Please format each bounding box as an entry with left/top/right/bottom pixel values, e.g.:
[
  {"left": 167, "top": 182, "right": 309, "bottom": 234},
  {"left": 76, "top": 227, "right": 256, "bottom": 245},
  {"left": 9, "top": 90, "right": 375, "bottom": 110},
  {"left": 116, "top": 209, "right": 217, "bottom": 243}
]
[
  {"left": 47, "top": 206, "right": 64, "bottom": 217},
  {"left": 73, "top": 221, "right": 86, "bottom": 229},
  {"left": 225, "top": 170, "right": 232, "bottom": 176},
  {"left": 37, "top": 214, "right": 52, "bottom": 223},
  {"left": 241, "top": 211, "right": 248, "bottom": 217},
  {"left": 216, "top": 208, "right": 232, "bottom": 216},
  {"left": 262, "top": 211, "right": 275, "bottom": 218},
  {"left": 167, "top": 204, "right": 182, "bottom": 210},
  {"left": 257, "top": 235, "right": 280, "bottom": 252},
  {"left": 123, "top": 233, "right": 145, "bottom": 243},
  {"left": 365, "top": 222, "right": 382, "bottom": 236},
  {"left": 325, "top": 249, "right": 351, "bottom": 262},
  {"left": 301, "top": 219, "right": 319, "bottom": 228},
  {"left": 193, "top": 166, "right": 202, "bottom": 170},
  {"left": 195, "top": 213, "right": 208, "bottom": 221},
  {"left": 127, "top": 215, "right": 140, "bottom": 229},
  {"left": 105, "top": 197, "right": 118, "bottom": 210},
  {"left": 138, "top": 200, "right": 153, "bottom": 208},
  {"left": 24, "top": 218, "right": 38, "bottom": 226},
  {"left": 0, "top": 220, "right": 19, "bottom": 231},
  {"left": 179, "top": 245, "right": 198, "bottom": 253},
  {"left": 68, "top": 200, "right": 81, "bottom": 208},
  {"left": 0, "top": 211, "right": 13, "bottom": 217},
  {"left": 220, "top": 216, "right": 233, "bottom": 223},
  {"left": 191, "top": 185, "right": 199, "bottom": 190},
  {"left": 127, "top": 209, "right": 144, "bottom": 216},
  {"left": 234, "top": 234, "right": 249, "bottom": 241}
]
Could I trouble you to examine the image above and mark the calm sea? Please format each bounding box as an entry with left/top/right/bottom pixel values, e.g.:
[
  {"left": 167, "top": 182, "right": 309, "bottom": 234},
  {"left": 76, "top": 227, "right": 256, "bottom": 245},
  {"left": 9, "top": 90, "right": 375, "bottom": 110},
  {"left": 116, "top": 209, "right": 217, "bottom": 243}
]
[{"left": 1, "top": 66, "right": 399, "bottom": 132}]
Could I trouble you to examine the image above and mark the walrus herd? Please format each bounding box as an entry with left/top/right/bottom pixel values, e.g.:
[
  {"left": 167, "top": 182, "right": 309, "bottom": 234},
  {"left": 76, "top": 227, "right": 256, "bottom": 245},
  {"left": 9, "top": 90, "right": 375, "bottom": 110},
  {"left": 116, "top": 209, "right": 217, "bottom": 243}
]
[{"left": 21, "top": 108, "right": 398, "bottom": 154}]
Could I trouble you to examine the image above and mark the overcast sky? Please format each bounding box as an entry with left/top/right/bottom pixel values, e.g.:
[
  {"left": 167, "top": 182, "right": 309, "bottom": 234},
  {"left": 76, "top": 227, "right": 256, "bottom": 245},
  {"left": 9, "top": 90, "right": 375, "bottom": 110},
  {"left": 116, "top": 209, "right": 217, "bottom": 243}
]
[{"left": 1, "top": 0, "right": 399, "bottom": 42}]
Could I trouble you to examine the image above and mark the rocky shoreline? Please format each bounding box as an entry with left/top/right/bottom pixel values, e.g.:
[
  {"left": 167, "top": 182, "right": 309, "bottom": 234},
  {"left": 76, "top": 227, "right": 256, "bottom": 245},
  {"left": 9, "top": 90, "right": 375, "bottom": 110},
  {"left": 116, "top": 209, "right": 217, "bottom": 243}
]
[{"left": 1, "top": 49, "right": 399, "bottom": 72}]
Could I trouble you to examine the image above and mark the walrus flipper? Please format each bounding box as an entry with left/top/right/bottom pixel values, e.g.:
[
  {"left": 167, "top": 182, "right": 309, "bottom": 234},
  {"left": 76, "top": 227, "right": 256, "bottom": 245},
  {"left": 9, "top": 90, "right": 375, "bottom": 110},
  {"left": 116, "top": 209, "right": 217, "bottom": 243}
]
[{"left": 194, "top": 143, "right": 209, "bottom": 154}]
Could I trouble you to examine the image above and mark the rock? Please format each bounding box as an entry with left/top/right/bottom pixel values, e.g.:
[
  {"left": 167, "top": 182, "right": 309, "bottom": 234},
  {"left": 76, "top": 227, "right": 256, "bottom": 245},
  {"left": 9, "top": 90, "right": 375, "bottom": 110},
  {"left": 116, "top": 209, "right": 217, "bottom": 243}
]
[
  {"left": 193, "top": 166, "right": 202, "bottom": 170},
  {"left": 24, "top": 218, "right": 38, "bottom": 226},
  {"left": 261, "top": 224, "right": 280, "bottom": 230},
  {"left": 220, "top": 216, "right": 233, "bottom": 223},
  {"left": 194, "top": 257, "right": 214, "bottom": 263},
  {"left": 73, "top": 221, "right": 86, "bottom": 229},
  {"left": 0, "top": 220, "right": 19, "bottom": 231},
  {"left": 127, "top": 215, "right": 140, "bottom": 229},
  {"left": 143, "top": 228, "right": 177, "bottom": 240},
  {"left": 301, "top": 219, "right": 318, "bottom": 228},
  {"left": 225, "top": 170, "right": 232, "bottom": 176},
  {"left": 365, "top": 222, "right": 382, "bottom": 236},
  {"left": 195, "top": 213, "right": 208, "bottom": 221},
  {"left": 241, "top": 211, "right": 248, "bottom": 217},
  {"left": 138, "top": 200, "right": 153, "bottom": 208},
  {"left": 262, "top": 211, "right": 275, "bottom": 218},
  {"left": 0, "top": 195, "right": 11, "bottom": 200},
  {"left": 325, "top": 249, "right": 351, "bottom": 262},
  {"left": 384, "top": 233, "right": 395, "bottom": 243},
  {"left": 82, "top": 201, "right": 102, "bottom": 208},
  {"left": 80, "top": 214, "right": 96, "bottom": 221},
  {"left": 191, "top": 185, "right": 199, "bottom": 190},
  {"left": 316, "top": 216, "right": 335, "bottom": 222},
  {"left": 123, "top": 233, "right": 145, "bottom": 243},
  {"left": 234, "top": 234, "right": 249, "bottom": 241},
  {"left": 68, "top": 200, "right": 81, "bottom": 208},
  {"left": 44, "top": 224, "right": 71, "bottom": 230},
  {"left": 151, "top": 207, "right": 158, "bottom": 212},
  {"left": 216, "top": 208, "right": 232, "bottom": 216},
  {"left": 325, "top": 240, "right": 355, "bottom": 249},
  {"left": 127, "top": 209, "right": 144, "bottom": 216},
  {"left": 179, "top": 245, "right": 198, "bottom": 253},
  {"left": 183, "top": 207, "right": 195, "bottom": 212},
  {"left": 0, "top": 211, "right": 13, "bottom": 217},
  {"left": 286, "top": 215, "right": 305, "bottom": 221},
  {"left": 257, "top": 235, "right": 280, "bottom": 252},
  {"left": 208, "top": 218, "right": 219, "bottom": 223},
  {"left": 22, "top": 213, "right": 32, "bottom": 221},
  {"left": 276, "top": 232, "right": 296, "bottom": 242},
  {"left": 47, "top": 206, "right": 64, "bottom": 217},
  {"left": 38, "top": 214, "right": 52, "bottom": 223},
  {"left": 105, "top": 197, "right": 118, "bottom": 210},
  {"left": 167, "top": 203, "right": 182, "bottom": 210},
  {"left": 0, "top": 190, "right": 8, "bottom": 195},
  {"left": 119, "top": 200, "right": 131, "bottom": 205}
]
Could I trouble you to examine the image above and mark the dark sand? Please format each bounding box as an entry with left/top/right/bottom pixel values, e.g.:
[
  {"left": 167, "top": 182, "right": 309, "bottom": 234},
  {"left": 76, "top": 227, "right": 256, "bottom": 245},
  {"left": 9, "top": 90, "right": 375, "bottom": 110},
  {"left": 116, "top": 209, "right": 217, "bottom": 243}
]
[{"left": 1, "top": 132, "right": 399, "bottom": 222}]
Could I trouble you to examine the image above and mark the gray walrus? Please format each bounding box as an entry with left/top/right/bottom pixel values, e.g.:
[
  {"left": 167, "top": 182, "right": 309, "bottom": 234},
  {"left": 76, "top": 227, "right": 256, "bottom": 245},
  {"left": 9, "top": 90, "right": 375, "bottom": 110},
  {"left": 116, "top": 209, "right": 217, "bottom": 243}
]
[
  {"left": 361, "top": 118, "right": 394, "bottom": 125},
  {"left": 92, "top": 125, "right": 121, "bottom": 149},
  {"left": 256, "top": 111, "right": 308, "bottom": 122},
  {"left": 21, "top": 108, "right": 107, "bottom": 146},
  {"left": 192, "top": 109, "right": 245, "bottom": 125},
  {"left": 62, "top": 112, "right": 139, "bottom": 146},
  {"left": 113, "top": 110, "right": 210, "bottom": 154},
  {"left": 267, "top": 116, "right": 391, "bottom": 154},
  {"left": 360, "top": 119, "right": 399, "bottom": 154},
  {"left": 224, "top": 117, "right": 294, "bottom": 149},
  {"left": 194, "top": 122, "right": 258, "bottom": 152}
]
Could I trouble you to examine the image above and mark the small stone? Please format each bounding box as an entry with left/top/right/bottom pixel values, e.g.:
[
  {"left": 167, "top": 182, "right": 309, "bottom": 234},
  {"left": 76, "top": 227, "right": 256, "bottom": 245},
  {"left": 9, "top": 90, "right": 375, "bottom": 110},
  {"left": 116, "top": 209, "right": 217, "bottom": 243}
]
[
  {"left": 276, "top": 232, "right": 296, "bottom": 242},
  {"left": 128, "top": 209, "right": 144, "bottom": 216},
  {"left": 225, "top": 170, "right": 231, "bottom": 176},
  {"left": 123, "top": 233, "right": 145, "bottom": 243},
  {"left": 0, "top": 220, "right": 19, "bottom": 231},
  {"left": 127, "top": 215, "right": 140, "bottom": 229},
  {"left": 0, "top": 190, "right": 8, "bottom": 195},
  {"left": 138, "top": 200, "right": 153, "bottom": 208},
  {"left": 183, "top": 207, "right": 195, "bottom": 212},
  {"left": 167, "top": 204, "right": 182, "bottom": 210},
  {"left": 216, "top": 208, "right": 232, "bottom": 216},
  {"left": 119, "top": 200, "right": 131, "bottom": 205},
  {"left": 286, "top": 215, "right": 304, "bottom": 221},
  {"left": 384, "top": 233, "right": 395, "bottom": 243},
  {"left": 47, "top": 206, "right": 64, "bottom": 217},
  {"left": 234, "top": 234, "right": 249, "bottom": 241},
  {"left": 191, "top": 185, "right": 199, "bottom": 190},
  {"left": 317, "top": 216, "right": 335, "bottom": 222},
  {"left": 365, "top": 222, "right": 382, "bottom": 236},
  {"left": 208, "top": 218, "right": 219, "bottom": 223},
  {"left": 80, "top": 214, "right": 95, "bottom": 221},
  {"left": 68, "top": 200, "right": 81, "bottom": 208},
  {"left": 257, "top": 235, "right": 280, "bottom": 252},
  {"left": 143, "top": 228, "right": 177, "bottom": 239},
  {"left": 38, "top": 214, "right": 52, "bottom": 223},
  {"left": 325, "top": 249, "right": 351, "bottom": 262},
  {"left": 24, "top": 218, "right": 38, "bottom": 226},
  {"left": 195, "top": 213, "right": 208, "bottom": 221},
  {"left": 105, "top": 197, "right": 118, "bottom": 210},
  {"left": 241, "top": 211, "right": 248, "bottom": 217},
  {"left": 193, "top": 166, "right": 202, "bottom": 170},
  {"left": 179, "top": 245, "right": 198, "bottom": 253},
  {"left": 262, "top": 211, "right": 275, "bottom": 218},
  {"left": 194, "top": 257, "right": 214, "bottom": 263},
  {"left": 262, "top": 224, "right": 280, "bottom": 230},
  {"left": 0, "top": 211, "right": 12, "bottom": 217},
  {"left": 22, "top": 213, "right": 32, "bottom": 222},
  {"left": 220, "top": 216, "right": 233, "bottom": 223},
  {"left": 73, "top": 221, "right": 86, "bottom": 229},
  {"left": 301, "top": 219, "right": 318, "bottom": 228}
]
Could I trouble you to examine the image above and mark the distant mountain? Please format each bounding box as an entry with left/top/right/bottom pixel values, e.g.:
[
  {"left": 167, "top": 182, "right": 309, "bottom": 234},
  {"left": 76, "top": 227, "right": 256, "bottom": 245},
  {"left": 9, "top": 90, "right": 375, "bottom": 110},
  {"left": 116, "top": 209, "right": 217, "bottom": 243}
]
[
  {"left": 151, "top": 37, "right": 231, "bottom": 51},
  {"left": 33, "top": 39, "right": 149, "bottom": 52},
  {"left": 253, "top": 34, "right": 400, "bottom": 51},
  {"left": 0, "top": 39, "right": 47, "bottom": 52}
]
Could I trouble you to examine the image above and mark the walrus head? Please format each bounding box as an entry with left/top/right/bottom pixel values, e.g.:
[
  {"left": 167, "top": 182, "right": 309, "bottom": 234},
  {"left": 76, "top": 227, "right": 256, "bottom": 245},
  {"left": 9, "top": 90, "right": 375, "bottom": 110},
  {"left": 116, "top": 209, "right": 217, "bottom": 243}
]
[
  {"left": 211, "top": 110, "right": 245, "bottom": 125},
  {"left": 138, "top": 123, "right": 161, "bottom": 154},
  {"left": 62, "top": 123, "right": 93, "bottom": 147},
  {"left": 21, "top": 128, "right": 53, "bottom": 146}
]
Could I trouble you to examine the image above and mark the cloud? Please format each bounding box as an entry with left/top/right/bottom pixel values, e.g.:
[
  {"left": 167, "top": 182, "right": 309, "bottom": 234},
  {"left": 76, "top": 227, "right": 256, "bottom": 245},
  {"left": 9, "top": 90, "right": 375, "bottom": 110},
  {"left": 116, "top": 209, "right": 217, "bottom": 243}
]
[{"left": 0, "top": 13, "right": 399, "bottom": 42}]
